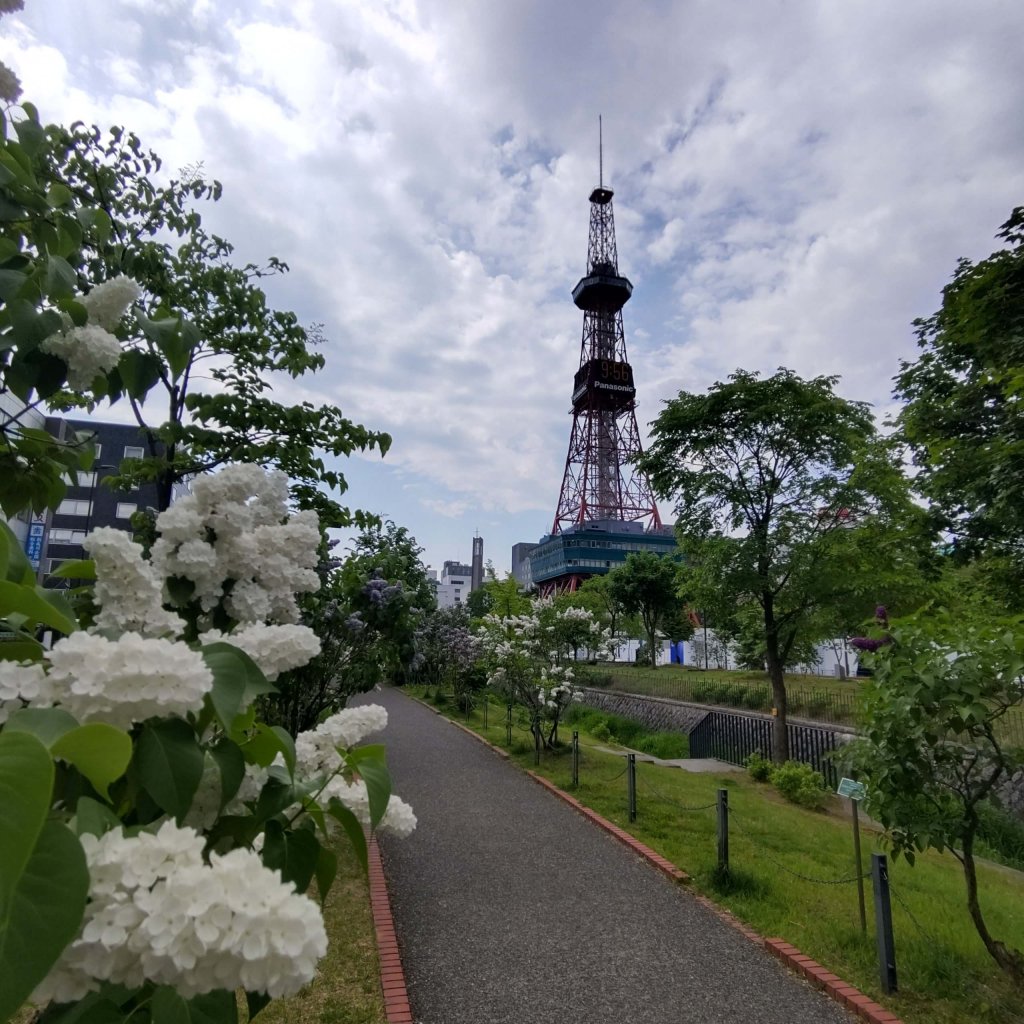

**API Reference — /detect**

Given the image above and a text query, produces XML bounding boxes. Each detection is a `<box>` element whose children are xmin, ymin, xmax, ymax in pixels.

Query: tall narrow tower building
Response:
<box><xmin>526</xmin><ymin>128</ymin><xmax>674</xmax><ymax>594</ymax></box>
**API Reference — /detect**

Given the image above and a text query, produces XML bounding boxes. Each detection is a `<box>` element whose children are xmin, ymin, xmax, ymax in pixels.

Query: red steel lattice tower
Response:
<box><xmin>551</xmin><ymin>138</ymin><xmax>661</xmax><ymax>535</ymax></box>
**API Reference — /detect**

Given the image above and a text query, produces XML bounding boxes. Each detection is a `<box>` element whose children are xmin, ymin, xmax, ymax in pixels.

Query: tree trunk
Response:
<box><xmin>962</xmin><ymin>829</ymin><xmax>1024</xmax><ymax>983</ymax></box>
<box><xmin>763</xmin><ymin>596</ymin><xmax>789</xmax><ymax>763</ymax></box>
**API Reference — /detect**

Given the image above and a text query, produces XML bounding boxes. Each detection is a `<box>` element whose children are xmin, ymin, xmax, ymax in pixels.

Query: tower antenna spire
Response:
<box><xmin>598</xmin><ymin>114</ymin><xmax>603</xmax><ymax>188</ymax></box>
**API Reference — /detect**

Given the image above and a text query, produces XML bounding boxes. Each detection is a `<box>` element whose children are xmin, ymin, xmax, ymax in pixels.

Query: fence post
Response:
<box><xmin>871</xmin><ymin>853</ymin><xmax>898</xmax><ymax>994</ymax></box>
<box><xmin>483</xmin><ymin>696</ymin><xmax>488</xmax><ymax>730</ymax></box>
<box><xmin>572</xmin><ymin>731</ymin><xmax>579</xmax><ymax>788</ymax></box>
<box><xmin>506</xmin><ymin>704</ymin><xmax>512</xmax><ymax>746</ymax></box>
<box><xmin>717</xmin><ymin>788</ymin><xmax>729</xmax><ymax>872</ymax></box>
<box><xmin>627</xmin><ymin>753</ymin><xmax>637</xmax><ymax>822</ymax></box>
<box><xmin>534</xmin><ymin>722</ymin><xmax>541</xmax><ymax>766</ymax></box>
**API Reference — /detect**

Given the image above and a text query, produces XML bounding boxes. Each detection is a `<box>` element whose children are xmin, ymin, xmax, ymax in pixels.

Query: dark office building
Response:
<box><xmin>37</xmin><ymin>418</ymin><xmax>162</xmax><ymax>582</ymax></box>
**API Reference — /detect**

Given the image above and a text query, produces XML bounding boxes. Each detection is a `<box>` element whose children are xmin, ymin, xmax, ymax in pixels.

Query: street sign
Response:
<box><xmin>837</xmin><ymin>777</ymin><xmax>867</xmax><ymax>801</ymax></box>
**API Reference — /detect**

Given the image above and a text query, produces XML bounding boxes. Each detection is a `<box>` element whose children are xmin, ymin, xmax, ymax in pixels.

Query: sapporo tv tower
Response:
<box><xmin>528</xmin><ymin>121</ymin><xmax>672</xmax><ymax>595</ymax></box>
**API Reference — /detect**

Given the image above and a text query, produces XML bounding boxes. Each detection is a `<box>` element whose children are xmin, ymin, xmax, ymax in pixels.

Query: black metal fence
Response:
<box><xmin>689</xmin><ymin>709</ymin><xmax>842</xmax><ymax>787</ymax></box>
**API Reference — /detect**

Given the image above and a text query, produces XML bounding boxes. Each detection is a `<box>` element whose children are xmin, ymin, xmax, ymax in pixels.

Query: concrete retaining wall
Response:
<box><xmin>577</xmin><ymin>687</ymin><xmax>709</xmax><ymax>734</ymax></box>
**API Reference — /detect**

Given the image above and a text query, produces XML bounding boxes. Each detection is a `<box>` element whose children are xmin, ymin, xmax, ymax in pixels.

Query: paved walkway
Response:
<box><xmin>369</xmin><ymin>688</ymin><xmax>853</xmax><ymax>1024</ymax></box>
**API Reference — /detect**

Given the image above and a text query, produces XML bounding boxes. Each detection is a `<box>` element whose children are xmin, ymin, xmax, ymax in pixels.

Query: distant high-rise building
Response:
<box><xmin>471</xmin><ymin>535</ymin><xmax>484</xmax><ymax>592</ymax></box>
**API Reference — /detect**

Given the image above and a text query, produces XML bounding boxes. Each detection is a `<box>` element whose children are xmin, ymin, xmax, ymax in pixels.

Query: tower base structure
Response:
<box><xmin>529</xmin><ymin>519</ymin><xmax>677</xmax><ymax>596</ymax></box>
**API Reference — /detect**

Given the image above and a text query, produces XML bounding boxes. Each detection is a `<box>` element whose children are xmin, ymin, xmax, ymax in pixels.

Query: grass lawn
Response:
<box><xmin>257</xmin><ymin>838</ymin><xmax>386</xmax><ymax>1024</ymax></box>
<box><xmin>420</xmin><ymin>688</ymin><xmax>1024</xmax><ymax>1024</ymax></box>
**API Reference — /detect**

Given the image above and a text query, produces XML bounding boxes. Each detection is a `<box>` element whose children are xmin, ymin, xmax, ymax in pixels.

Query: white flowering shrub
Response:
<box><xmin>477</xmin><ymin>599</ymin><xmax>607</xmax><ymax>748</ymax></box>
<box><xmin>0</xmin><ymin>465</ymin><xmax>415</xmax><ymax>1024</ymax></box>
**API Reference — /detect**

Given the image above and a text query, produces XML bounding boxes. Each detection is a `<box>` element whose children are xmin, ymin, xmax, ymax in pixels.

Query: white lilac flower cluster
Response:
<box><xmin>45</xmin><ymin>632</ymin><xmax>214</xmax><ymax>729</ymax></box>
<box><xmin>290</xmin><ymin>706</ymin><xmax>416</xmax><ymax>837</ymax></box>
<box><xmin>206</xmin><ymin>623</ymin><xmax>322</xmax><ymax>681</ymax></box>
<box><xmin>0</xmin><ymin>634</ymin><xmax>213</xmax><ymax>729</ymax></box>
<box><xmin>0</xmin><ymin>659</ymin><xmax>50</xmax><ymax>724</ymax></box>
<box><xmin>40</xmin><ymin>276</ymin><xmax>141</xmax><ymax>388</ymax></box>
<box><xmin>151</xmin><ymin>465</ymin><xmax>320</xmax><ymax>623</ymax></box>
<box><xmin>85</xmin><ymin>528</ymin><xmax>185</xmax><ymax>639</ymax></box>
<box><xmin>33</xmin><ymin>821</ymin><xmax>328</xmax><ymax>1004</ymax></box>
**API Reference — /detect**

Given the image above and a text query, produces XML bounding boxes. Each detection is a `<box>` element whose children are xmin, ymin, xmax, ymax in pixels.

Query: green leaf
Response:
<box><xmin>4</xmin><ymin>706</ymin><xmax>78</xmax><ymax>748</ymax></box>
<box><xmin>73</xmin><ymin>796</ymin><xmax>121</xmax><ymax>838</ymax></box>
<box><xmin>46</xmin><ymin>183</ymin><xmax>73</xmax><ymax>208</ymax></box>
<box><xmin>357</xmin><ymin>759</ymin><xmax>392</xmax><ymax>830</ymax></box>
<box><xmin>253</xmin><ymin>777</ymin><xmax>296</xmax><ymax>824</ymax></box>
<box><xmin>327</xmin><ymin>797</ymin><xmax>368</xmax><ymax>874</ymax></box>
<box><xmin>52</xmin><ymin>723</ymin><xmax>132</xmax><ymax>799</ymax></box>
<box><xmin>13</xmin><ymin>116</ymin><xmax>45</xmax><ymax>157</ymax></box>
<box><xmin>118</xmin><ymin>349</ymin><xmax>164</xmax><ymax>401</ymax></box>
<box><xmin>152</xmin><ymin>987</ymin><xmax>190</xmax><ymax>1024</ymax></box>
<box><xmin>6</xmin><ymin>299</ymin><xmax>63</xmax><ymax>350</ymax></box>
<box><xmin>346</xmin><ymin>743</ymin><xmax>386</xmax><ymax>766</ymax></box>
<box><xmin>0</xmin><ymin>821</ymin><xmax>89</xmax><ymax>1022</ymax></box>
<box><xmin>0</xmin><ymin>580</ymin><xmax>78</xmax><ymax>634</ymax></box>
<box><xmin>134</xmin><ymin>718</ymin><xmax>204</xmax><ymax>820</ymax></box>
<box><xmin>314</xmin><ymin>845</ymin><xmax>338</xmax><ymax>904</ymax></box>
<box><xmin>0</xmin><ymin>267</ymin><xmax>26</xmax><ymax>301</ymax></box>
<box><xmin>202</xmin><ymin>642</ymin><xmax>275</xmax><ymax>730</ymax></box>
<box><xmin>185</xmin><ymin>990</ymin><xmax>238</xmax><ymax>1024</ymax></box>
<box><xmin>0</xmin><ymin>638</ymin><xmax>45</xmax><ymax>662</ymax></box>
<box><xmin>240</xmin><ymin>723</ymin><xmax>294</xmax><ymax>772</ymax></box>
<box><xmin>261</xmin><ymin>821</ymin><xmax>320</xmax><ymax>893</ymax></box>
<box><xmin>0</xmin><ymin>520</ymin><xmax>34</xmax><ymax>584</ymax></box>
<box><xmin>209</xmin><ymin>737</ymin><xmax>245</xmax><ymax>811</ymax></box>
<box><xmin>0</xmin><ymin>731</ymin><xmax>53</xmax><ymax>911</ymax></box>
<box><xmin>45</xmin><ymin>254</ymin><xmax>78</xmax><ymax>298</ymax></box>
<box><xmin>49</xmin><ymin>559</ymin><xmax>97</xmax><ymax>581</ymax></box>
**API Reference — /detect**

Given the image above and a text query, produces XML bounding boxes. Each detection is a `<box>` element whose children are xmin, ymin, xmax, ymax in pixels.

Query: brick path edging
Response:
<box><xmin>412</xmin><ymin>694</ymin><xmax>904</xmax><ymax>1024</ymax></box>
<box><xmin>367</xmin><ymin>835</ymin><xmax>413</xmax><ymax>1024</ymax></box>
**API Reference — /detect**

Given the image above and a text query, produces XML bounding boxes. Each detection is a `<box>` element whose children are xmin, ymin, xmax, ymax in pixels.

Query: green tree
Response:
<box><xmin>479</xmin><ymin>574</ymin><xmax>531</xmax><ymax>619</ymax></box>
<box><xmin>465</xmin><ymin>585</ymin><xmax>494</xmax><ymax>618</ymax></box>
<box><xmin>607</xmin><ymin>551</ymin><xmax>682</xmax><ymax>668</ymax></box>
<box><xmin>47</xmin><ymin>123</ymin><xmax>390</xmax><ymax>523</ymax></box>
<box><xmin>848</xmin><ymin>610</ymin><xmax>1024</xmax><ymax>983</ymax></box>
<box><xmin>639</xmin><ymin>368</ymin><xmax>928</xmax><ymax>760</ymax></box>
<box><xmin>577</xmin><ymin>573</ymin><xmax>630</xmax><ymax>639</ymax></box>
<box><xmin>895</xmin><ymin>206</ymin><xmax>1024</xmax><ymax>601</ymax></box>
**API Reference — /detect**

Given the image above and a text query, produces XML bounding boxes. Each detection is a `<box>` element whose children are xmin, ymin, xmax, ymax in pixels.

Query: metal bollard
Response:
<box><xmin>534</xmin><ymin>725</ymin><xmax>541</xmax><ymax>766</ymax></box>
<box><xmin>572</xmin><ymin>730</ymin><xmax>580</xmax><ymax>788</ymax></box>
<box><xmin>871</xmin><ymin>853</ymin><xmax>898</xmax><ymax>994</ymax></box>
<box><xmin>716</xmin><ymin>788</ymin><xmax>729</xmax><ymax>873</ymax></box>
<box><xmin>483</xmin><ymin>696</ymin><xmax>488</xmax><ymax>730</ymax></box>
<box><xmin>627</xmin><ymin>753</ymin><xmax>637</xmax><ymax>822</ymax></box>
<box><xmin>506</xmin><ymin>704</ymin><xmax>512</xmax><ymax>746</ymax></box>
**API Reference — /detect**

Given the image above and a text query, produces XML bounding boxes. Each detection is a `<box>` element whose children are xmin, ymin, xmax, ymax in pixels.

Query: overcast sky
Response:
<box><xmin>4</xmin><ymin>1</ymin><xmax>1022</xmax><ymax>574</ymax></box>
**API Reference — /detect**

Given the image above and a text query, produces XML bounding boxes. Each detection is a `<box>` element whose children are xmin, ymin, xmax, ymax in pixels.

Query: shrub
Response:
<box><xmin>743</xmin><ymin>688</ymin><xmax>768</xmax><ymax>710</ymax></box>
<box><xmin>724</xmin><ymin>684</ymin><xmax>747</xmax><ymax>706</ymax></box>
<box><xmin>770</xmin><ymin>760</ymin><xmax>827</xmax><ymax>809</ymax></box>
<box><xmin>746</xmin><ymin>752</ymin><xmax>772</xmax><ymax>782</ymax></box>
<box><xmin>592</xmin><ymin>722</ymin><xmax>612</xmax><ymax>743</ymax></box>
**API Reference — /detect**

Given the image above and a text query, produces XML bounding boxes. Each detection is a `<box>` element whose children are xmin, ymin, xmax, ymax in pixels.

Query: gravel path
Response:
<box><xmin>369</xmin><ymin>688</ymin><xmax>853</xmax><ymax>1024</ymax></box>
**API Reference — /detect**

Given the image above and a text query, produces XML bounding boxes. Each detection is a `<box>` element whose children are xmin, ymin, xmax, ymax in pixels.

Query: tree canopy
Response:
<box><xmin>607</xmin><ymin>551</ymin><xmax>683</xmax><ymax>667</ymax></box>
<box><xmin>895</xmin><ymin>205</ymin><xmax>1024</xmax><ymax>602</ymax></box>
<box><xmin>45</xmin><ymin>123</ymin><xmax>390</xmax><ymax>523</ymax></box>
<box><xmin>639</xmin><ymin>367</ymin><xmax>933</xmax><ymax>759</ymax></box>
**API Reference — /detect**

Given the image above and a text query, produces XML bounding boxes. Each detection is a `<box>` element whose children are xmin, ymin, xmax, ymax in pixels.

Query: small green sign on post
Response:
<box><xmin>838</xmin><ymin>777</ymin><xmax>867</xmax><ymax>801</ymax></box>
<box><xmin>838</xmin><ymin>777</ymin><xmax>868</xmax><ymax>932</ymax></box>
